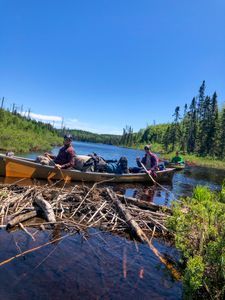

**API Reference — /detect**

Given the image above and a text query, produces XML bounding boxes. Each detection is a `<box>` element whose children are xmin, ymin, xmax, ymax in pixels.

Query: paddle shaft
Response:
<box><xmin>45</xmin><ymin>154</ymin><xmax>67</xmax><ymax>181</ymax></box>
<box><xmin>139</xmin><ymin>161</ymin><xmax>178</xmax><ymax>201</ymax></box>
<box><xmin>139</xmin><ymin>161</ymin><xmax>157</xmax><ymax>184</ymax></box>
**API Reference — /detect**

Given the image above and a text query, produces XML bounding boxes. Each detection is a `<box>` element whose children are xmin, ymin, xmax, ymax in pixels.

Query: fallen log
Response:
<box><xmin>107</xmin><ymin>188</ymin><xmax>181</xmax><ymax>281</ymax></box>
<box><xmin>6</xmin><ymin>211</ymin><xmax>38</xmax><ymax>229</ymax></box>
<box><xmin>116</xmin><ymin>194</ymin><xmax>172</xmax><ymax>213</ymax></box>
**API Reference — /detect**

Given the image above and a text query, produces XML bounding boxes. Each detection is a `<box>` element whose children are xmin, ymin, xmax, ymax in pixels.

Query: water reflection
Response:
<box><xmin>0</xmin><ymin>228</ymin><xmax>182</xmax><ymax>300</ymax></box>
<box><xmin>4</xmin><ymin>141</ymin><xmax>224</xmax><ymax>204</ymax></box>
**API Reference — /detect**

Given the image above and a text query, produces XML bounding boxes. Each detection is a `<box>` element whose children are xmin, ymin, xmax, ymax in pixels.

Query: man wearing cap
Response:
<box><xmin>42</xmin><ymin>134</ymin><xmax>76</xmax><ymax>169</ymax></box>
<box><xmin>131</xmin><ymin>144</ymin><xmax>159</xmax><ymax>173</ymax></box>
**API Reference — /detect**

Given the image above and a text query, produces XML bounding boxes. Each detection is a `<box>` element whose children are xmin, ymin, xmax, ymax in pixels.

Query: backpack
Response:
<box><xmin>105</xmin><ymin>156</ymin><xmax>128</xmax><ymax>174</ymax></box>
<box><xmin>117</xmin><ymin>156</ymin><xmax>128</xmax><ymax>173</ymax></box>
<box><xmin>82</xmin><ymin>153</ymin><xmax>107</xmax><ymax>172</ymax></box>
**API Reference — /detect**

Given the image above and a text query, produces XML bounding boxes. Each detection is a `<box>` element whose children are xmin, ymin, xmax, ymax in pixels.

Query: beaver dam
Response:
<box><xmin>0</xmin><ymin>181</ymin><xmax>180</xmax><ymax>280</ymax></box>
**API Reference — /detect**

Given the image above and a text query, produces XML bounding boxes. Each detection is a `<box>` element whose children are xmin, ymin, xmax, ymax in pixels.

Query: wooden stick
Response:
<box><xmin>0</xmin><ymin>232</ymin><xmax>75</xmax><ymax>267</ymax></box>
<box><xmin>87</xmin><ymin>201</ymin><xmax>107</xmax><ymax>224</ymax></box>
<box><xmin>70</xmin><ymin>178</ymin><xmax>115</xmax><ymax>218</ymax></box>
<box><xmin>6</xmin><ymin>211</ymin><xmax>38</xmax><ymax>229</ymax></box>
<box><xmin>116</xmin><ymin>194</ymin><xmax>172</xmax><ymax>213</ymax></box>
<box><xmin>139</xmin><ymin>162</ymin><xmax>177</xmax><ymax>201</ymax></box>
<box><xmin>106</xmin><ymin>188</ymin><xmax>181</xmax><ymax>281</ymax></box>
<box><xmin>19</xmin><ymin>223</ymin><xmax>35</xmax><ymax>241</ymax></box>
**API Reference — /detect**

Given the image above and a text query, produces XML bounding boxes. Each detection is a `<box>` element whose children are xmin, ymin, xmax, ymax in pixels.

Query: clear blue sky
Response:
<box><xmin>0</xmin><ymin>0</ymin><xmax>224</xmax><ymax>134</ymax></box>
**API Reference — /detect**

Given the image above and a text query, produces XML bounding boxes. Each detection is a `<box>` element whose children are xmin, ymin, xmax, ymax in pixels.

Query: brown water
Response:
<box><xmin>0</xmin><ymin>141</ymin><xmax>224</xmax><ymax>299</ymax></box>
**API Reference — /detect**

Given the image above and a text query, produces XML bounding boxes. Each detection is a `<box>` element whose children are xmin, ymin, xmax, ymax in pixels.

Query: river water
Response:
<box><xmin>0</xmin><ymin>141</ymin><xmax>224</xmax><ymax>300</ymax></box>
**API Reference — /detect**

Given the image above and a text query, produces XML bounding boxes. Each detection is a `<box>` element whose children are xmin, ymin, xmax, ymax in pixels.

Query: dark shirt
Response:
<box><xmin>137</xmin><ymin>152</ymin><xmax>159</xmax><ymax>170</ymax></box>
<box><xmin>54</xmin><ymin>145</ymin><xmax>76</xmax><ymax>169</ymax></box>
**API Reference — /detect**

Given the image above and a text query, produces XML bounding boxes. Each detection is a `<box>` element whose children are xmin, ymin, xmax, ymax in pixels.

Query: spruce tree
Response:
<box><xmin>187</xmin><ymin>97</ymin><xmax>198</xmax><ymax>153</ymax></box>
<box><xmin>208</xmin><ymin>92</ymin><xmax>219</xmax><ymax>156</ymax></box>
<box><xmin>218</xmin><ymin>106</ymin><xmax>225</xmax><ymax>158</ymax></box>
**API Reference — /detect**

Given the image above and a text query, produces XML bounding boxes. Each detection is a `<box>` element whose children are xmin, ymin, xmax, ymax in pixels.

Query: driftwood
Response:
<box><xmin>117</xmin><ymin>194</ymin><xmax>172</xmax><ymax>213</ymax></box>
<box><xmin>6</xmin><ymin>211</ymin><xmax>38</xmax><ymax>229</ymax></box>
<box><xmin>33</xmin><ymin>193</ymin><xmax>56</xmax><ymax>223</ymax></box>
<box><xmin>106</xmin><ymin>188</ymin><xmax>181</xmax><ymax>280</ymax></box>
<box><xmin>107</xmin><ymin>189</ymin><xmax>147</xmax><ymax>241</ymax></box>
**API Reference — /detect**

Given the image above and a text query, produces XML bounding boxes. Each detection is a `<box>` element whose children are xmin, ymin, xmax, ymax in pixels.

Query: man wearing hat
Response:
<box><xmin>36</xmin><ymin>134</ymin><xmax>76</xmax><ymax>169</ymax></box>
<box><xmin>45</xmin><ymin>134</ymin><xmax>76</xmax><ymax>169</ymax></box>
<box><xmin>131</xmin><ymin>144</ymin><xmax>159</xmax><ymax>173</ymax></box>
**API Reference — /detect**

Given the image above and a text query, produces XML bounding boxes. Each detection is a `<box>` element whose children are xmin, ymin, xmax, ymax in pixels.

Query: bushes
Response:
<box><xmin>167</xmin><ymin>184</ymin><xmax>225</xmax><ymax>299</ymax></box>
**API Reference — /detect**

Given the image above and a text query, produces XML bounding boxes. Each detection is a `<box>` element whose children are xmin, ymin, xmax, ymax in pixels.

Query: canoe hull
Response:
<box><xmin>0</xmin><ymin>154</ymin><xmax>175</xmax><ymax>183</ymax></box>
<box><xmin>166</xmin><ymin>163</ymin><xmax>185</xmax><ymax>170</ymax></box>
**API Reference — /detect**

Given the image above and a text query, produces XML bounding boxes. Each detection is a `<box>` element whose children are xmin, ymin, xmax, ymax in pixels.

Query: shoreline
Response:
<box><xmin>124</xmin><ymin>144</ymin><xmax>225</xmax><ymax>171</ymax></box>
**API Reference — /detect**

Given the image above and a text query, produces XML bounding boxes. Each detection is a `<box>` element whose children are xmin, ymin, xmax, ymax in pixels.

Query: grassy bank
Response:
<box><xmin>0</xmin><ymin>109</ymin><xmax>62</xmax><ymax>153</ymax></box>
<box><xmin>129</xmin><ymin>143</ymin><xmax>225</xmax><ymax>170</ymax></box>
<box><xmin>161</xmin><ymin>152</ymin><xmax>225</xmax><ymax>170</ymax></box>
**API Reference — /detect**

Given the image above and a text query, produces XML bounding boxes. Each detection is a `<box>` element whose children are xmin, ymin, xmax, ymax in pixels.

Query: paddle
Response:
<box><xmin>139</xmin><ymin>161</ymin><xmax>157</xmax><ymax>184</ymax></box>
<box><xmin>45</xmin><ymin>154</ymin><xmax>70</xmax><ymax>182</ymax></box>
<box><xmin>139</xmin><ymin>161</ymin><xmax>178</xmax><ymax>201</ymax></box>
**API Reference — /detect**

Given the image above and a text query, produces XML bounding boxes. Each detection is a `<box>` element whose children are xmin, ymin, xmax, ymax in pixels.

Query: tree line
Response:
<box><xmin>120</xmin><ymin>81</ymin><xmax>225</xmax><ymax>159</ymax></box>
<box><xmin>59</xmin><ymin>129</ymin><xmax>121</xmax><ymax>145</ymax></box>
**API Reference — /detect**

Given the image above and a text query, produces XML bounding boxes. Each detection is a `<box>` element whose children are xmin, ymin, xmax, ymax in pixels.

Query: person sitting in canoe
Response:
<box><xmin>36</xmin><ymin>134</ymin><xmax>76</xmax><ymax>169</ymax></box>
<box><xmin>171</xmin><ymin>151</ymin><xmax>184</xmax><ymax>165</ymax></box>
<box><xmin>130</xmin><ymin>145</ymin><xmax>159</xmax><ymax>173</ymax></box>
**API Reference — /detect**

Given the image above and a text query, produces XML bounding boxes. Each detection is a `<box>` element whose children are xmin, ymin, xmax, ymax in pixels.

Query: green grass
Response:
<box><xmin>128</xmin><ymin>143</ymin><xmax>225</xmax><ymax>170</ymax></box>
<box><xmin>161</xmin><ymin>152</ymin><xmax>225</xmax><ymax>170</ymax></box>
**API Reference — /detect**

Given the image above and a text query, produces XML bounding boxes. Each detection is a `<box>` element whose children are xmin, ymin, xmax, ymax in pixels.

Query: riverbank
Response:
<box><xmin>161</xmin><ymin>152</ymin><xmax>225</xmax><ymax>170</ymax></box>
<box><xmin>129</xmin><ymin>143</ymin><xmax>225</xmax><ymax>170</ymax></box>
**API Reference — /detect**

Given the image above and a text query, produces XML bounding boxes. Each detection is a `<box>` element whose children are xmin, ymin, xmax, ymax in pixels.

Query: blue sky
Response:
<box><xmin>0</xmin><ymin>0</ymin><xmax>224</xmax><ymax>134</ymax></box>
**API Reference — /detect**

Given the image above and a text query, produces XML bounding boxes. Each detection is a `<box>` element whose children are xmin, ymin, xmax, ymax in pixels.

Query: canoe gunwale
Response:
<box><xmin>0</xmin><ymin>154</ymin><xmax>175</xmax><ymax>183</ymax></box>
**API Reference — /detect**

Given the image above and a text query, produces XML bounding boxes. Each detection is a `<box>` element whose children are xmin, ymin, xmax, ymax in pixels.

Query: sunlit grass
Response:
<box><xmin>129</xmin><ymin>143</ymin><xmax>225</xmax><ymax>170</ymax></box>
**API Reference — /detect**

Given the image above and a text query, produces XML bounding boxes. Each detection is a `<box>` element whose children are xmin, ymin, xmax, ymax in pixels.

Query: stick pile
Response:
<box><xmin>0</xmin><ymin>183</ymin><xmax>171</xmax><ymax>238</ymax></box>
<box><xmin>0</xmin><ymin>182</ymin><xmax>181</xmax><ymax>279</ymax></box>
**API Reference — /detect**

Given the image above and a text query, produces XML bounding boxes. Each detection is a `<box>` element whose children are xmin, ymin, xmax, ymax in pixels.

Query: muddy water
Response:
<box><xmin>0</xmin><ymin>141</ymin><xmax>224</xmax><ymax>299</ymax></box>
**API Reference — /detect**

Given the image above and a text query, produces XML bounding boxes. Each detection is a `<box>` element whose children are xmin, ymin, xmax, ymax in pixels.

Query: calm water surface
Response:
<box><xmin>0</xmin><ymin>141</ymin><xmax>224</xmax><ymax>299</ymax></box>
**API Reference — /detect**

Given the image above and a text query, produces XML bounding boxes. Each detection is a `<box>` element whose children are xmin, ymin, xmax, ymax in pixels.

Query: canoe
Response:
<box><xmin>166</xmin><ymin>163</ymin><xmax>185</xmax><ymax>170</ymax></box>
<box><xmin>0</xmin><ymin>154</ymin><xmax>175</xmax><ymax>183</ymax></box>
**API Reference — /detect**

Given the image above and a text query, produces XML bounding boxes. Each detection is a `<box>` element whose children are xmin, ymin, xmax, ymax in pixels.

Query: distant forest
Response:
<box><xmin>59</xmin><ymin>129</ymin><xmax>121</xmax><ymax>145</ymax></box>
<box><xmin>119</xmin><ymin>81</ymin><xmax>225</xmax><ymax>159</ymax></box>
<box><xmin>1</xmin><ymin>81</ymin><xmax>224</xmax><ymax>159</ymax></box>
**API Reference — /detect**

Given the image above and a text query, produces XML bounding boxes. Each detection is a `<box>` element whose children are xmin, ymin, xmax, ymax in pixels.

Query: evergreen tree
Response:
<box><xmin>198</xmin><ymin>95</ymin><xmax>211</xmax><ymax>155</ymax></box>
<box><xmin>208</xmin><ymin>92</ymin><xmax>219</xmax><ymax>156</ymax></box>
<box><xmin>218</xmin><ymin>106</ymin><xmax>225</xmax><ymax>158</ymax></box>
<box><xmin>197</xmin><ymin>80</ymin><xmax>206</xmax><ymax>120</ymax></box>
<box><xmin>170</xmin><ymin>106</ymin><xmax>181</xmax><ymax>151</ymax></box>
<box><xmin>196</xmin><ymin>81</ymin><xmax>206</xmax><ymax>154</ymax></box>
<box><xmin>187</xmin><ymin>97</ymin><xmax>198</xmax><ymax>153</ymax></box>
